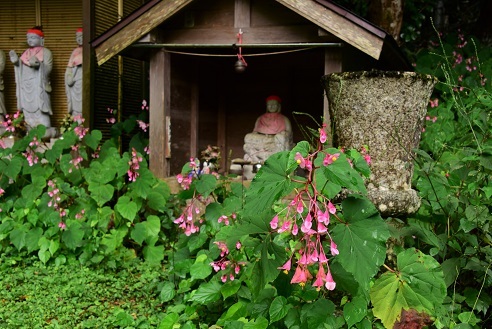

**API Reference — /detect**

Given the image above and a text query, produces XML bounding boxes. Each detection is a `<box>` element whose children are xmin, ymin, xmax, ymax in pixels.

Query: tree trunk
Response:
<box><xmin>368</xmin><ymin>0</ymin><xmax>404</xmax><ymax>43</ymax></box>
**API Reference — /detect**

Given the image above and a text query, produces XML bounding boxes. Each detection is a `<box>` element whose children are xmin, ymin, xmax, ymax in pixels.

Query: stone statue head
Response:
<box><xmin>26</xmin><ymin>27</ymin><xmax>44</xmax><ymax>47</ymax></box>
<box><xmin>266</xmin><ymin>95</ymin><xmax>281</xmax><ymax>113</ymax></box>
<box><xmin>76</xmin><ymin>28</ymin><xmax>83</xmax><ymax>46</ymax></box>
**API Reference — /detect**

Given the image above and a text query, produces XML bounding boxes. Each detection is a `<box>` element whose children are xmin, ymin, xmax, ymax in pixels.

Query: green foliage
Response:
<box><xmin>161</xmin><ymin>129</ymin><xmax>446</xmax><ymax>328</ymax></box>
<box><xmin>371</xmin><ymin>248</ymin><xmax>446</xmax><ymax>328</ymax></box>
<box><xmin>0</xmin><ymin>113</ymin><xmax>171</xmax><ymax>267</ymax></box>
<box><xmin>412</xmin><ymin>33</ymin><xmax>492</xmax><ymax>328</ymax></box>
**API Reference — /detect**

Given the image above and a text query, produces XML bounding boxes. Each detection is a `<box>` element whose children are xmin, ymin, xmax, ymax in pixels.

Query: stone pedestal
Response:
<box><xmin>322</xmin><ymin>71</ymin><xmax>437</xmax><ymax>216</ymax></box>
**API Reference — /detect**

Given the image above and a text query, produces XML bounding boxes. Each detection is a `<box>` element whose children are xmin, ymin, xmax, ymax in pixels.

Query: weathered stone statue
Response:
<box><xmin>243</xmin><ymin>95</ymin><xmax>293</xmax><ymax>164</ymax></box>
<box><xmin>0</xmin><ymin>50</ymin><xmax>6</xmax><ymax>121</ymax></box>
<box><xmin>65</xmin><ymin>28</ymin><xmax>83</xmax><ymax>120</ymax></box>
<box><xmin>10</xmin><ymin>27</ymin><xmax>55</xmax><ymax>135</ymax></box>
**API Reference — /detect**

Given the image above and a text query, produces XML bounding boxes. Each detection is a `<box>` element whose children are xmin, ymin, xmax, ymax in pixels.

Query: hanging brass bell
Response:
<box><xmin>234</xmin><ymin>59</ymin><xmax>247</xmax><ymax>73</ymax></box>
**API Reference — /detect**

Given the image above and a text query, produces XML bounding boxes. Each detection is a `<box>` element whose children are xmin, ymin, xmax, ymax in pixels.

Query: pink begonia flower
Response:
<box><xmin>236</xmin><ymin>241</ymin><xmax>242</xmax><ymax>249</ymax></box>
<box><xmin>323</xmin><ymin>153</ymin><xmax>340</xmax><ymax>166</ymax></box>
<box><xmin>429</xmin><ymin>98</ymin><xmax>439</xmax><ymax>108</ymax></box>
<box><xmin>278</xmin><ymin>258</ymin><xmax>292</xmax><ymax>273</ymax></box>
<box><xmin>317</xmin><ymin>221</ymin><xmax>327</xmax><ymax>234</ymax></box>
<box><xmin>189</xmin><ymin>158</ymin><xmax>198</xmax><ymax>169</ymax></box>
<box><xmin>211</xmin><ymin>262</ymin><xmax>221</xmax><ymax>272</ymax></box>
<box><xmin>136</xmin><ymin>120</ymin><xmax>149</xmax><ymax>132</ymax></box>
<box><xmin>310</xmin><ymin>248</ymin><xmax>319</xmax><ymax>263</ymax></box>
<box><xmin>319</xmin><ymin>125</ymin><xmax>327</xmax><ymax>144</ymax></box>
<box><xmin>58</xmin><ymin>222</ymin><xmax>66</xmax><ymax>230</ymax></box>
<box><xmin>325</xmin><ymin>269</ymin><xmax>336</xmax><ymax>290</ymax></box>
<box><xmin>318</xmin><ymin>247</ymin><xmax>328</xmax><ymax>263</ymax></box>
<box><xmin>328</xmin><ymin>201</ymin><xmax>336</xmax><ymax>214</ymax></box>
<box><xmin>290</xmin><ymin>265</ymin><xmax>311</xmax><ymax>286</ymax></box>
<box><xmin>301</xmin><ymin>213</ymin><xmax>313</xmax><ymax>234</ymax></box>
<box><xmin>296</xmin><ymin>198</ymin><xmax>304</xmax><ymax>214</ymax></box>
<box><xmin>270</xmin><ymin>215</ymin><xmax>279</xmax><ymax>229</ymax></box>
<box><xmin>363</xmin><ymin>154</ymin><xmax>371</xmax><ymax>165</ymax></box>
<box><xmin>330</xmin><ymin>239</ymin><xmax>339</xmax><ymax>256</ymax></box>
<box><xmin>298</xmin><ymin>252</ymin><xmax>309</xmax><ymax>265</ymax></box>
<box><xmin>318</xmin><ymin>209</ymin><xmax>329</xmax><ymax>225</ymax></box>
<box><xmin>214</xmin><ymin>241</ymin><xmax>229</xmax><ymax>257</ymax></box>
<box><xmin>278</xmin><ymin>220</ymin><xmax>291</xmax><ymax>234</ymax></box>
<box><xmin>221</xmin><ymin>275</ymin><xmax>227</xmax><ymax>283</ymax></box>
<box><xmin>295</xmin><ymin>152</ymin><xmax>305</xmax><ymax>168</ymax></box>
<box><xmin>291</xmin><ymin>222</ymin><xmax>298</xmax><ymax>235</ymax></box>
<box><xmin>141</xmin><ymin>99</ymin><xmax>149</xmax><ymax>110</ymax></box>
<box><xmin>0</xmin><ymin>188</ymin><xmax>4</xmax><ymax>196</ymax></box>
<box><xmin>305</xmin><ymin>159</ymin><xmax>313</xmax><ymax>171</ymax></box>
<box><xmin>312</xmin><ymin>263</ymin><xmax>326</xmax><ymax>290</ymax></box>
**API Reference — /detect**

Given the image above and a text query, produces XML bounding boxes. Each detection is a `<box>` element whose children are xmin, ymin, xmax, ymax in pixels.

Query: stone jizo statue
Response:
<box><xmin>65</xmin><ymin>28</ymin><xmax>83</xmax><ymax>121</ymax></box>
<box><xmin>10</xmin><ymin>26</ymin><xmax>55</xmax><ymax>136</ymax></box>
<box><xmin>0</xmin><ymin>50</ymin><xmax>5</xmax><ymax>122</ymax></box>
<box><xmin>243</xmin><ymin>95</ymin><xmax>293</xmax><ymax>164</ymax></box>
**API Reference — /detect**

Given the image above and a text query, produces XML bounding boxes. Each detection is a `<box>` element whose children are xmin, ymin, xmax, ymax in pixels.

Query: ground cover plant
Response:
<box><xmin>0</xmin><ymin>256</ymin><xmax>167</xmax><ymax>328</ymax></box>
<box><xmin>0</xmin><ymin>33</ymin><xmax>490</xmax><ymax>329</ymax></box>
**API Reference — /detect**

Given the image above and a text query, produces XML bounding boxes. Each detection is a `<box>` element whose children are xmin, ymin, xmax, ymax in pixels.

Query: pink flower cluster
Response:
<box><xmin>47</xmin><ymin>180</ymin><xmax>68</xmax><ymax>228</ymax></box>
<box><xmin>47</xmin><ymin>180</ymin><xmax>61</xmax><ymax>209</ymax></box>
<box><xmin>141</xmin><ymin>100</ymin><xmax>149</xmax><ymax>111</ymax></box>
<box><xmin>75</xmin><ymin>209</ymin><xmax>85</xmax><ymax>219</ymax></box>
<box><xmin>218</xmin><ymin>212</ymin><xmax>236</xmax><ymax>226</ymax></box>
<box><xmin>127</xmin><ymin>148</ymin><xmax>143</xmax><ymax>182</ymax></box>
<box><xmin>137</xmin><ymin>120</ymin><xmax>149</xmax><ymax>132</ymax></box>
<box><xmin>1</xmin><ymin>110</ymin><xmax>21</xmax><ymax>134</ymax></box>
<box><xmin>210</xmin><ymin>241</ymin><xmax>245</xmax><ymax>282</ymax></box>
<box><xmin>106</xmin><ymin>108</ymin><xmax>116</xmax><ymax>124</ymax></box>
<box><xmin>176</xmin><ymin>173</ymin><xmax>193</xmax><ymax>190</ymax></box>
<box><xmin>176</xmin><ymin>158</ymin><xmax>200</xmax><ymax>189</ymax></box>
<box><xmin>173</xmin><ymin>199</ymin><xmax>202</xmax><ymax>236</ymax></box>
<box><xmin>429</xmin><ymin>98</ymin><xmax>439</xmax><ymax>108</ymax></box>
<box><xmin>23</xmin><ymin>137</ymin><xmax>40</xmax><ymax>166</ymax></box>
<box><xmin>74</xmin><ymin>125</ymin><xmax>89</xmax><ymax>140</ymax></box>
<box><xmin>271</xmin><ymin>190</ymin><xmax>339</xmax><ymax>290</ymax></box>
<box><xmin>360</xmin><ymin>145</ymin><xmax>371</xmax><ymax>165</ymax></box>
<box><xmin>69</xmin><ymin>145</ymin><xmax>84</xmax><ymax>173</ymax></box>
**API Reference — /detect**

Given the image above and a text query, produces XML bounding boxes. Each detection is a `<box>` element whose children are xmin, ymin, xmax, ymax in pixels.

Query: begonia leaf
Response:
<box><xmin>244</xmin><ymin>151</ymin><xmax>297</xmax><ymax>230</ymax></box>
<box><xmin>370</xmin><ymin>248</ymin><xmax>446</xmax><ymax>329</ymax></box>
<box><xmin>331</xmin><ymin>195</ymin><xmax>390</xmax><ymax>291</ymax></box>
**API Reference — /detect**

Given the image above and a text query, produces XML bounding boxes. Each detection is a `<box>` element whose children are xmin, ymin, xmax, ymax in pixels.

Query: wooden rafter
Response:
<box><xmin>94</xmin><ymin>0</ymin><xmax>193</xmax><ymax>66</ymax></box>
<box><xmin>276</xmin><ymin>0</ymin><xmax>384</xmax><ymax>59</ymax></box>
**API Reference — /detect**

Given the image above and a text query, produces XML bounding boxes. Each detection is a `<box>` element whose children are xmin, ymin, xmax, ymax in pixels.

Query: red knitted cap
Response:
<box><xmin>27</xmin><ymin>28</ymin><xmax>44</xmax><ymax>37</ymax></box>
<box><xmin>266</xmin><ymin>95</ymin><xmax>281</xmax><ymax>103</ymax></box>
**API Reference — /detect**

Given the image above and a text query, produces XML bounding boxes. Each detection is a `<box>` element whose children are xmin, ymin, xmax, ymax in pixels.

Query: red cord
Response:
<box><xmin>237</xmin><ymin>30</ymin><xmax>248</xmax><ymax>66</ymax></box>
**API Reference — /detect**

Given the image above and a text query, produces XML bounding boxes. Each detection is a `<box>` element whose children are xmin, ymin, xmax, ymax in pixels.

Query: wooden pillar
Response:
<box><xmin>149</xmin><ymin>49</ymin><xmax>170</xmax><ymax>179</ymax></box>
<box><xmin>217</xmin><ymin>94</ymin><xmax>227</xmax><ymax>172</ymax></box>
<box><xmin>190</xmin><ymin>82</ymin><xmax>199</xmax><ymax>158</ymax></box>
<box><xmin>324</xmin><ymin>47</ymin><xmax>342</xmax><ymax>147</ymax></box>
<box><xmin>235</xmin><ymin>0</ymin><xmax>251</xmax><ymax>28</ymax></box>
<box><xmin>82</xmin><ymin>0</ymin><xmax>94</xmax><ymax>128</ymax></box>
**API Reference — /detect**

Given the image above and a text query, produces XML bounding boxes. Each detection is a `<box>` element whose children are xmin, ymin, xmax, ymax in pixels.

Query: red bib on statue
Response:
<box><xmin>254</xmin><ymin>113</ymin><xmax>286</xmax><ymax>135</ymax></box>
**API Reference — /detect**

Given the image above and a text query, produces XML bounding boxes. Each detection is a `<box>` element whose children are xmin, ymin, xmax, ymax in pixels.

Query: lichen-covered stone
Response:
<box><xmin>322</xmin><ymin>70</ymin><xmax>437</xmax><ymax>216</ymax></box>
